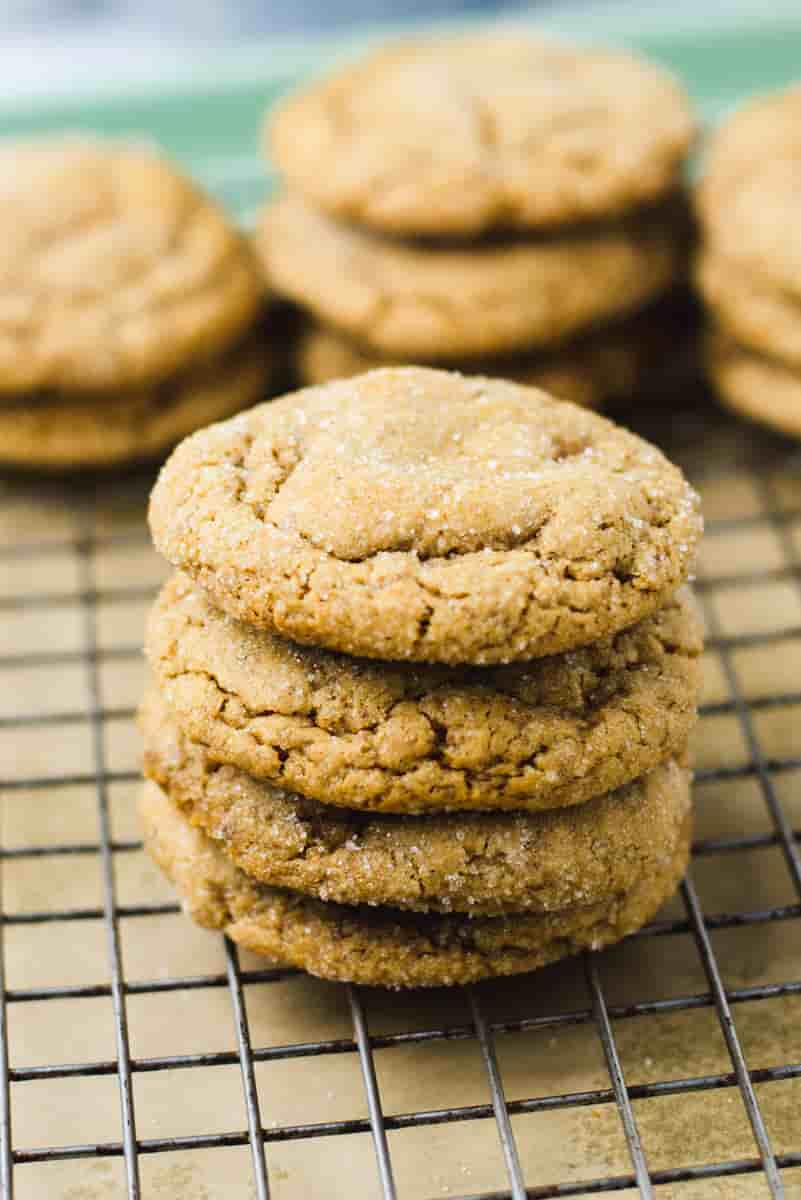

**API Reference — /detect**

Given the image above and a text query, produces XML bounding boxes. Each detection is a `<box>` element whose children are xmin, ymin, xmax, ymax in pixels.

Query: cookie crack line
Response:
<box><xmin>155</xmin><ymin>618</ymin><xmax>699</xmax><ymax>733</ymax></box>
<box><xmin>140</xmin><ymin>706</ymin><xmax>692</xmax><ymax>916</ymax></box>
<box><xmin>159</xmin><ymin>662</ymin><xmax>693</xmax><ymax>803</ymax></box>
<box><xmin>147</xmin><ymin>575</ymin><xmax>701</xmax><ymax>813</ymax></box>
<box><xmin>188</xmin><ymin>453</ymin><xmax>692</xmax><ymax>570</ymax></box>
<box><xmin>267</xmin><ymin>34</ymin><xmax>695</xmax><ymax>239</ymax></box>
<box><xmin>149</xmin><ymin>368</ymin><xmax>702</xmax><ymax>664</ymax></box>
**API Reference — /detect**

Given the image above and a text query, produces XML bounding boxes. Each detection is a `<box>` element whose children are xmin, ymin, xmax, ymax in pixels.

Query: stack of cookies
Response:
<box><xmin>698</xmin><ymin>86</ymin><xmax>801</xmax><ymax>438</ymax></box>
<box><xmin>140</xmin><ymin>367</ymin><xmax>703</xmax><ymax>988</ymax></box>
<box><xmin>0</xmin><ymin>140</ymin><xmax>269</xmax><ymax>470</ymax></box>
<box><xmin>256</xmin><ymin>34</ymin><xmax>696</xmax><ymax>408</ymax></box>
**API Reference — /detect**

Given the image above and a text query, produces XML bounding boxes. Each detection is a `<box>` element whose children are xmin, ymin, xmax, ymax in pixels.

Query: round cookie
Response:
<box><xmin>141</xmin><ymin>780</ymin><xmax>691</xmax><ymax>988</ymax></box>
<box><xmin>295</xmin><ymin>295</ymin><xmax>691</xmax><ymax>408</ymax></box>
<box><xmin>268</xmin><ymin>34</ymin><xmax>694</xmax><ymax>237</ymax></box>
<box><xmin>0</xmin><ymin>138</ymin><xmax>263</xmax><ymax>394</ymax></box>
<box><xmin>258</xmin><ymin>196</ymin><xmax>684</xmax><ymax>361</ymax></box>
<box><xmin>146</xmin><ymin>574</ymin><xmax>701</xmax><ymax>813</ymax></box>
<box><xmin>696</xmin><ymin>88</ymin><xmax>801</xmax><ymax>366</ymax></box>
<box><xmin>706</xmin><ymin>330</ymin><xmax>801</xmax><ymax>440</ymax></box>
<box><xmin>0</xmin><ymin>335</ymin><xmax>270</xmax><ymax>470</ymax></box>
<box><xmin>696</xmin><ymin>252</ymin><xmax>801</xmax><ymax>371</ymax></box>
<box><xmin>142</xmin><ymin>689</ymin><xmax>691</xmax><ymax>916</ymax></box>
<box><xmin>149</xmin><ymin>368</ymin><xmax>703</xmax><ymax>665</ymax></box>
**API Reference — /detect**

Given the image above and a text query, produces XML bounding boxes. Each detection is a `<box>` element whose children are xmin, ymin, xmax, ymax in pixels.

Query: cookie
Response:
<box><xmin>142</xmin><ymin>687</ymin><xmax>691</xmax><ymax>916</ymax></box>
<box><xmin>295</xmin><ymin>295</ymin><xmax>690</xmax><ymax>408</ymax></box>
<box><xmin>696</xmin><ymin>252</ymin><xmax>801</xmax><ymax>371</ymax></box>
<box><xmin>268</xmin><ymin>34</ymin><xmax>694</xmax><ymax>237</ymax></box>
<box><xmin>706</xmin><ymin>330</ymin><xmax>801</xmax><ymax>440</ymax></box>
<box><xmin>146</xmin><ymin>574</ymin><xmax>701</xmax><ymax>813</ymax></box>
<box><xmin>141</xmin><ymin>779</ymin><xmax>691</xmax><ymax>988</ymax></box>
<box><xmin>258</xmin><ymin>196</ymin><xmax>684</xmax><ymax>360</ymax></box>
<box><xmin>0</xmin><ymin>139</ymin><xmax>263</xmax><ymax>395</ymax></box>
<box><xmin>149</xmin><ymin>367</ymin><xmax>702</xmax><ymax>665</ymax></box>
<box><xmin>0</xmin><ymin>334</ymin><xmax>270</xmax><ymax>470</ymax></box>
<box><xmin>696</xmin><ymin>88</ymin><xmax>801</xmax><ymax>366</ymax></box>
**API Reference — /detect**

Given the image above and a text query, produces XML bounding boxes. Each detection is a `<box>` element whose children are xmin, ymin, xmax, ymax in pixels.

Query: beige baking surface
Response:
<box><xmin>2</xmin><ymin>389</ymin><xmax>801</xmax><ymax>1200</ymax></box>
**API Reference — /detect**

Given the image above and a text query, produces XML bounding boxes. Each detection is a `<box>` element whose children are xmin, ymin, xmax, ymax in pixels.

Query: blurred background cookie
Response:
<box><xmin>258</xmin><ymin>32</ymin><xmax>696</xmax><ymax>405</ymax></box>
<box><xmin>268</xmin><ymin>34</ymin><xmax>694</xmax><ymax>237</ymax></box>
<box><xmin>295</xmin><ymin>291</ymin><xmax>697</xmax><ymax>408</ymax></box>
<box><xmin>696</xmin><ymin>85</ymin><xmax>801</xmax><ymax>435</ymax></box>
<box><xmin>0</xmin><ymin>138</ymin><xmax>271</xmax><ymax>469</ymax></box>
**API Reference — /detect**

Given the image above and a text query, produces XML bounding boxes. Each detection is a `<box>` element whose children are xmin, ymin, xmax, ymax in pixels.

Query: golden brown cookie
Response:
<box><xmin>295</xmin><ymin>295</ymin><xmax>691</xmax><ymax>408</ymax></box>
<box><xmin>146</xmin><ymin>574</ymin><xmax>701</xmax><ymax>813</ymax></box>
<box><xmin>149</xmin><ymin>368</ymin><xmax>703</xmax><ymax>665</ymax></box>
<box><xmin>696</xmin><ymin>88</ymin><xmax>801</xmax><ymax>366</ymax></box>
<box><xmin>696</xmin><ymin>252</ymin><xmax>801</xmax><ymax>370</ymax></box>
<box><xmin>258</xmin><ymin>196</ymin><xmax>684</xmax><ymax>360</ymax></box>
<box><xmin>706</xmin><ymin>330</ymin><xmax>801</xmax><ymax>440</ymax></box>
<box><xmin>268</xmin><ymin>34</ymin><xmax>694</xmax><ymax>237</ymax></box>
<box><xmin>0</xmin><ymin>139</ymin><xmax>263</xmax><ymax>395</ymax></box>
<box><xmin>141</xmin><ymin>779</ymin><xmax>691</xmax><ymax>988</ymax></box>
<box><xmin>0</xmin><ymin>334</ymin><xmax>270</xmax><ymax>470</ymax></box>
<box><xmin>141</xmin><ymin>689</ymin><xmax>691</xmax><ymax>916</ymax></box>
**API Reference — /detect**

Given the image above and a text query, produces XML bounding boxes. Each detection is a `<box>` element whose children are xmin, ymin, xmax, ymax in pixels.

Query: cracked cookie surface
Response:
<box><xmin>268</xmin><ymin>34</ymin><xmax>694</xmax><ymax>237</ymax></box>
<box><xmin>141</xmin><ymin>779</ymin><xmax>691</xmax><ymax>987</ymax></box>
<box><xmin>149</xmin><ymin>367</ymin><xmax>702</xmax><ymax>665</ymax></box>
<box><xmin>258</xmin><ymin>196</ymin><xmax>684</xmax><ymax>360</ymax></box>
<box><xmin>0</xmin><ymin>139</ymin><xmax>263</xmax><ymax>394</ymax></box>
<box><xmin>146</xmin><ymin>574</ymin><xmax>701</xmax><ymax>812</ymax></box>
<box><xmin>0</xmin><ymin>334</ymin><xmax>271</xmax><ymax>469</ymax></box>
<box><xmin>141</xmin><ymin>689</ymin><xmax>691</xmax><ymax>915</ymax></box>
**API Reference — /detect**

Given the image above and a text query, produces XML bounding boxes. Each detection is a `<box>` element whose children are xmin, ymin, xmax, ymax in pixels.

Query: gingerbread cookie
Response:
<box><xmin>258</xmin><ymin>196</ymin><xmax>684</xmax><ymax>361</ymax></box>
<box><xmin>696</xmin><ymin>88</ymin><xmax>801</xmax><ymax>367</ymax></box>
<box><xmin>706</xmin><ymin>330</ymin><xmax>801</xmax><ymax>440</ymax></box>
<box><xmin>696</xmin><ymin>252</ymin><xmax>801</xmax><ymax>371</ymax></box>
<box><xmin>146</xmin><ymin>574</ymin><xmax>701</xmax><ymax>813</ymax></box>
<box><xmin>268</xmin><ymin>34</ymin><xmax>694</xmax><ymax>237</ymax></box>
<box><xmin>295</xmin><ymin>295</ymin><xmax>691</xmax><ymax>408</ymax></box>
<box><xmin>0</xmin><ymin>334</ymin><xmax>270</xmax><ymax>469</ymax></box>
<box><xmin>142</xmin><ymin>689</ymin><xmax>691</xmax><ymax>916</ymax></box>
<box><xmin>141</xmin><ymin>780</ymin><xmax>690</xmax><ymax>988</ymax></box>
<box><xmin>0</xmin><ymin>139</ymin><xmax>263</xmax><ymax>394</ymax></box>
<box><xmin>149</xmin><ymin>368</ymin><xmax>702</xmax><ymax>664</ymax></box>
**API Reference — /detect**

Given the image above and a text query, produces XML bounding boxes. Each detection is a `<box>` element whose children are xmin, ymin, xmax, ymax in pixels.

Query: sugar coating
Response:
<box><xmin>268</xmin><ymin>33</ymin><xmax>694</xmax><ymax>237</ymax></box>
<box><xmin>149</xmin><ymin>367</ymin><xmax>703</xmax><ymax>665</ymax></box>
<box><xmin>0</xmin><ymin>138</ymin><xmax>263</xmax><ymax>394</ymax></box>
<box><xmin>141</xmin><ymin>688</ymin><xmax>691</xmax><ymax>916</ymax></box>
<box><xmin>140</xmin><ymin>779</ymin><xmax>692</xmax><ymax>988</ymax></box>
<box><xmin>146</xmin><ymin>574</ymin><xmax>701</xmax><ymax>813</ymax></box>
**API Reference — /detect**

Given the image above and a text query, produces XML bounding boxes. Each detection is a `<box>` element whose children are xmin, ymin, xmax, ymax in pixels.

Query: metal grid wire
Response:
<box><xmin>0</xmin><ymin>390</ymin><xmax>800</xmax><ymax>1199</ymax></box>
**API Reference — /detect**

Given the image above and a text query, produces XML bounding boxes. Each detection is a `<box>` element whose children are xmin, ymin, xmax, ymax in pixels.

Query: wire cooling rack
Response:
<box><xmin>2</xmin><ymin>17</ymin><xmax>801</xmax><ymax>1197</ymax></box>
<box><xmin>0</xmin><ymin>382</ymin><xmax>800</xmax><ymax>1200</ymax></box>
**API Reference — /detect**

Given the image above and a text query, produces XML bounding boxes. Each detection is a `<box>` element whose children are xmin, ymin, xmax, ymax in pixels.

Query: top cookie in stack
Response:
<box><xmin>257</xmin><ymin>34</ymin><xmax>696</xmax><ymax>406</ymax></box>
<box><xmin>696</xmin><ymin>86</ymin><xmax>801</xmax><ymax>438</ymax></box>
<box><xmin>142</xmin><ymin>367</ymin><xmax>703</xmax><ymax>988</ymax></box>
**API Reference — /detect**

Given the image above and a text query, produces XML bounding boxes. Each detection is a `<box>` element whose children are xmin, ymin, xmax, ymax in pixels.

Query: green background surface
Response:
<box><xmin>1</xmin><ymin>19</ymin><xmax>799</xmax><ymax>226</ymax></box>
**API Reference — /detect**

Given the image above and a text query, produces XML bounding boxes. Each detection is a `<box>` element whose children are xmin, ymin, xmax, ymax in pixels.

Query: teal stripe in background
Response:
<box><xmin>1</xmin><ymin>18</ymin><xmax>800</xmax><ymax>224</ymax></box>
